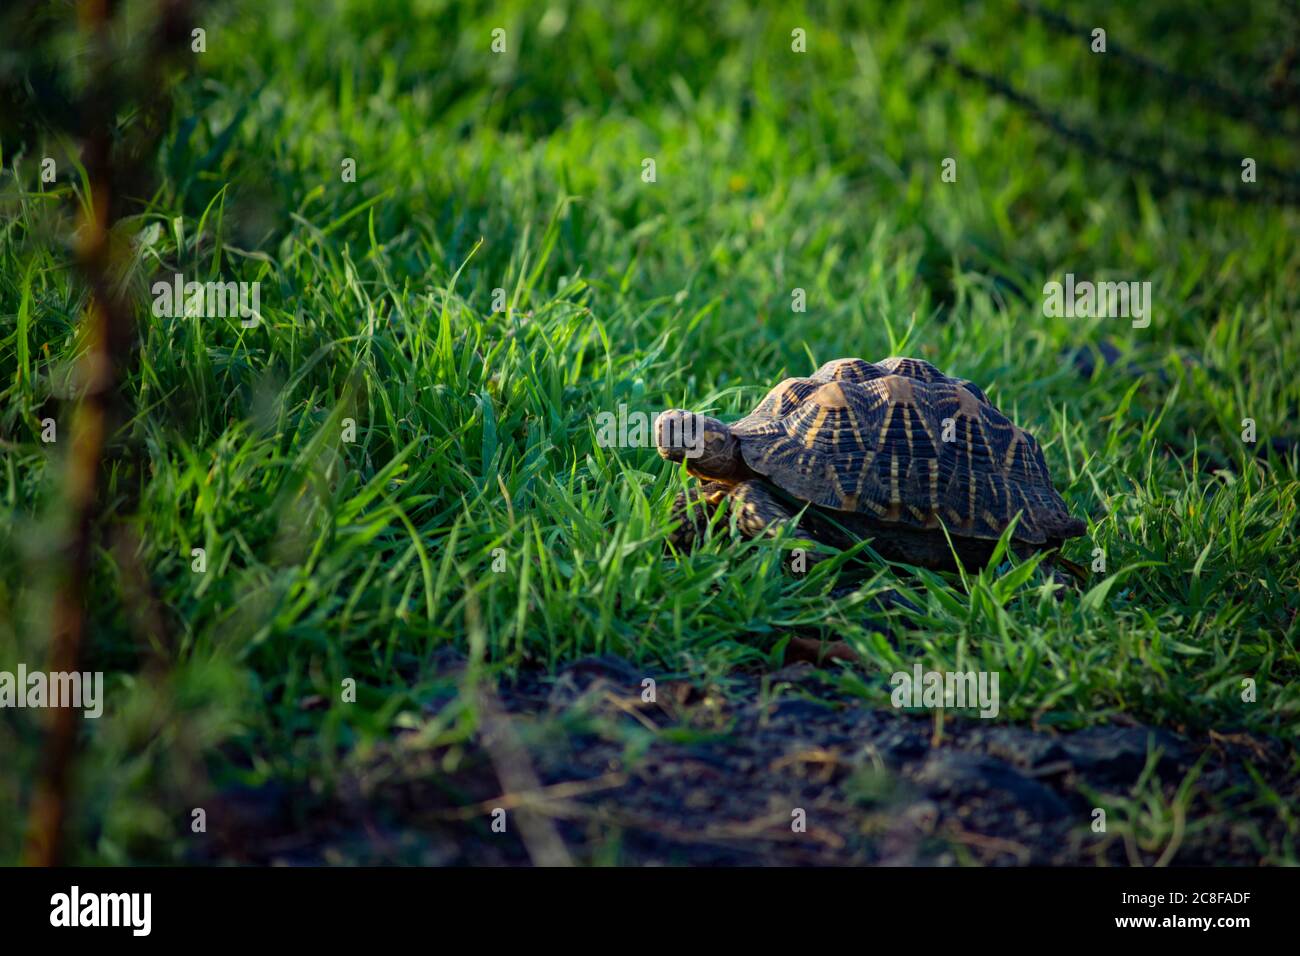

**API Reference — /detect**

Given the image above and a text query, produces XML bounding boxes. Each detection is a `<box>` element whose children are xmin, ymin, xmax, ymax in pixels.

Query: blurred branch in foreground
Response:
<box><xmin>20</xmin><ymin>0</ymin><xmax>197</xmax><ymax>867</ymax></box>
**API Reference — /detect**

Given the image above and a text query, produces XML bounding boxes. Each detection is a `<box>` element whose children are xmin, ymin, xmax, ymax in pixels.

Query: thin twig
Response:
<box><xmin>926</xmin><ymin>41</ymin><xmax>1300</xmax><ymax>207</ymax></box>
<box><xmin>1019</xmin><ymin>1</ymin><xmax>1300</xmax><ymax>137</ymax></box>
<box><xmin>475</xmin><ymin>684</ymin><xmax>575</xmax><ymax>866</ymax></box>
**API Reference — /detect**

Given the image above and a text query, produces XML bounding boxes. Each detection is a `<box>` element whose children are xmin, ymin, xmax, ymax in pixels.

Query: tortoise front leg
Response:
<box><xmin>667</xmin><ymin>481</ymin><xmax>732</xmax><ymax>550</ymax></box>
<box><xmin>668</xmin><ymin>479</ymin><xmax>801</xmax><ymax>549</ymax></box>
<box><xmin>727</xmin><ymin>479</ymin><xmax>802</xmax><ymax>539</ymax></box>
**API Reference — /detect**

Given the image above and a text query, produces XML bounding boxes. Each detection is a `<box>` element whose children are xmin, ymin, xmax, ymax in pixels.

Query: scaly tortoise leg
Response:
<box><xmin>669</xmin><ymin>479</ymin><xmax>809</xmax><ymax>554</ymax></box>
<box><xmin>668</xmin><ymin>481</ymin><xmax>733</xmax><ymax>550</ymax></box>
<box><xmin>727</xmin><ymin>479</ymin><xmax>802</xmax><ymax>539</ymax></box>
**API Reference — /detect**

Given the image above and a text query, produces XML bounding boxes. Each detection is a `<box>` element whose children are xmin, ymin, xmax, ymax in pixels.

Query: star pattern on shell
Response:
<box><xmin>728</xmin><ymin>357</ymin><xmax>1084</xmax><ymax>543</ymax></box>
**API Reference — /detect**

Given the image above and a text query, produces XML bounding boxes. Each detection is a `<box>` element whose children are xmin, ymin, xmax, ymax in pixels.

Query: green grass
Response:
<box><xmin>1</xmin><ymin>0</ymin><xmax>1297</xmax><ymax>864</ymax></box>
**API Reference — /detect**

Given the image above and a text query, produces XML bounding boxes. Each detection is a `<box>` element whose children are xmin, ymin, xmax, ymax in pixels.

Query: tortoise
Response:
<box><xmin>655</xmin><ymin>356</ymin><xmax>1086</xmax><ymax>573</ymax></box>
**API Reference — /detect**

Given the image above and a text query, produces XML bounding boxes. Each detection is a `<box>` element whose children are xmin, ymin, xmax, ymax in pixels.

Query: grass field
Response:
<box><xmin>1</xmin><ymin>0</ymin><xmax>1298</xmax><ymax>865</ymax></box>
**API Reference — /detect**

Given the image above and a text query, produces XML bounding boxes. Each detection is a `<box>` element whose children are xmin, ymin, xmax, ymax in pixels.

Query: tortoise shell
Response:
<box><xmin>728</xmin><ymin>357</ymin><xmax>1084</xmax><ymax>544</ymax></box>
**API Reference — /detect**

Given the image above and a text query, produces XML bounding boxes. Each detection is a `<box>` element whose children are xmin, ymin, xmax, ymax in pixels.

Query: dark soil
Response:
<box><xmin>198</xmin><ymin>654</ymin><xmax>1296</xmax><ymax>866</ymax></box>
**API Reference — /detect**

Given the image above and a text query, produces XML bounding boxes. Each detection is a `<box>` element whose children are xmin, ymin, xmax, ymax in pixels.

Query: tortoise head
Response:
<box><xmin>655</xmin><ymin>410</ymin><xmax>750</xmax><ymax>481</ymax></box>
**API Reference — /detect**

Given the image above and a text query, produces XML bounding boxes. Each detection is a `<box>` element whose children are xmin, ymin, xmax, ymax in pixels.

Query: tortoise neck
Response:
<box><xmin>688</xmin><ymin>417</ymin><xmax>754</xmax><ymax>481</ymax></box>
